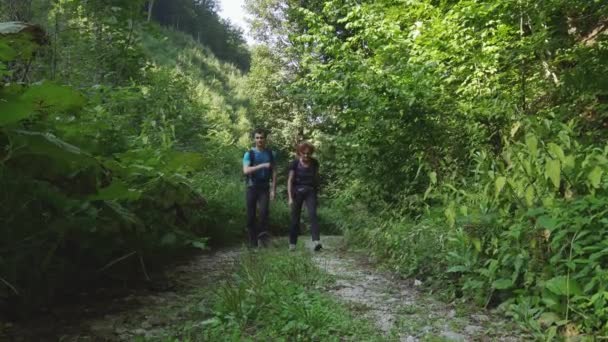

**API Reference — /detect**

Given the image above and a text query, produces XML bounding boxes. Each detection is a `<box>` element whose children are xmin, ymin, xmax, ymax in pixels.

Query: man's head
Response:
<box><xmin>253</xmin><ymin>128</ymin><xmax>267</xmax><ymax>149</ymax></box>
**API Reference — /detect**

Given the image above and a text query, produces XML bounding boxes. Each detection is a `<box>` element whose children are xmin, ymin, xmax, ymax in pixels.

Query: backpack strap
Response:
<box><xmin>267</xmin><ymin>149</ymin><xmax>274</xmax><ymax>170</ymax></box>
<box><xmin>249</xmin><ymin>149</ymin><xmax>255</xmax><ymax>166</ymax></box>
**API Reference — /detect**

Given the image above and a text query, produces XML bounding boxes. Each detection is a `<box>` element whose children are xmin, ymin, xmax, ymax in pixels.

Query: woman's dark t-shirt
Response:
<box><xmin>289</xmin><ymin>159</ymin><xmax>318</xmax><ymax>188</ymax></box>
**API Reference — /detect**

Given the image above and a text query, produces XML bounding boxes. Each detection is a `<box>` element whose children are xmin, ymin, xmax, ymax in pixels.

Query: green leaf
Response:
<box><xmin>429</xmin><ymin>171</ymin><xmax>437</xmax><ymax>185</ymax></box>
<box><xmin>588</xmin><ymin>167</ymin><xmax>603</xmax><ymax>188</ymax></box>
<box><xmin>525</xmin><ymin>185</ymin><xmax>535</xmax><ymax>206</ymax></box>
<box><xmin>21</xmin><ymin>82</ymin><xmax>85</xmax><ymax>113</ymax></box>
<box><xmin>526</xmin><ymin>134</ymin><xmax>538</xmax><ymax>158</ymax></box>
<box><xmin>444</xmin><ymin>204</ymin><xmax>456</xmax><ymax>227</ymax></box>
<box><xmin>545</xmin><ymin>276</ymin><xmax>582</xmax><ymax>296</ymax></box>
<box><xmin>492</xmin><ymin>278</ymin><xmax>513</xmax><ymax>290</ymax></box>
<box><xmin>545</xmin><ymin>159</ymin><xmax>561</xmax><ymax>189</ymax></box>
<box><xmin>102</xmin><ymin>201</ymin><xmax>142</xmax><ymax>228</ymax></box>
<box><xmin>563</xmin><ymin>155</ymin><xmax>575</xmax><ymax>170</ymax></box>
<box><xmin>510</xmin><ymin>121</ymin><xmax>521</xmax><ymax>137</ymax></box>
<box><xmin>6</xmin><ymin>130</ymin><xmax>102</xmax><ymax>192</ymax></box>
<box><xmin>538</xmin><ymin>312</ymin><xmax>560</xmax><ymax>327</ymax></box>
<box><xmin>423</xmin><ymin>185</ymin><xmax>433</xmax><ymax>200</ymax></box>
<box><xmin>538</xmin><ymin>215</ymin><xmax>558</xmax><ymax>231</ymax></box>
<box><xmin>495</xmin><ymin>176</ymin><xmax>506</xmax><ymax>197</ymax></box>
<box><xmin>161</xmin><ymin>233</ymin><xmax>177</xmax><ymax>246</ymax></box>
<box><xmin>547</xmin><ymin>143</ymin><xmax>565</xmax><ymax>161</ymax></box>
<box><xmin>447</xmin><ymin>265</ymin><xmax>468</xmax><ymax>273</ymax></box>
<box><xmin>191</xmin><ymin>240</ymin><xmax>207</xmax><ymax>250</ymax></box>
<box><xmin>1</xmin><ymin>82</ymin><xmax>84</xmax><ymax>126</ymax></box>
<box><xmin>0</xmin><ymin>93</ymin><xmax>34</xmax><ymax>125</ymax></box>
<box><xmin>162</xmin><ymin>151</ymin><xmax>205</xmax><ymax>172</ymax></box>
<box><xmin>88</xmin><ymin>180</ymin><xmax>141</xmax><ymax>201</ymax></box>
<box><xmin>0</xmin><ymin>40</ymin><xmax>16</xmax><ymax>61</ymax></box>
<box><xmin>472</xmin><ymin>237</ymin><xmax>481</xmax><ymax>252</ymax></box>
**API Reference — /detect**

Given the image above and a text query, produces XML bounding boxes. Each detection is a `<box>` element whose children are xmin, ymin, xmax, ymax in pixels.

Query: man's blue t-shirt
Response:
<box><xmin>243</xmin><ymin>148</ymin><xmax>276</xmax><ymax>186</ymax></box>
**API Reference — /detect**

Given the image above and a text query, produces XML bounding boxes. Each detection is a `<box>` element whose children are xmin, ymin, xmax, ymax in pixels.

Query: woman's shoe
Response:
<box><xmin>313</xmin><ymin>241</ymin><xmax>322</xmax><ymax>251</ymax></box>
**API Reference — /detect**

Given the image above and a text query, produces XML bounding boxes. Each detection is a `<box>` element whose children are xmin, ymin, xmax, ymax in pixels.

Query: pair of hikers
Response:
<box><xmin>242</xmin><ymin>128</ymin><xmax>321</xmax><ymax>251</ymax></box>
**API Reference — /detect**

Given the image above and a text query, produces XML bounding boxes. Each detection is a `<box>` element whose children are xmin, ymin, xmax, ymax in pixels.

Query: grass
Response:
<box><xmin>146</xmin><ymin>246</ymin><xmax>382</xmax><ymax>341</ymax></box>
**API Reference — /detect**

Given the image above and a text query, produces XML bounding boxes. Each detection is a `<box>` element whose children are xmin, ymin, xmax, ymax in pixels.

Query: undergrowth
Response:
<box><xmin>159</xmin><ymin>247</ymin><xmax>382</xmax><ymax>341</ymax></box>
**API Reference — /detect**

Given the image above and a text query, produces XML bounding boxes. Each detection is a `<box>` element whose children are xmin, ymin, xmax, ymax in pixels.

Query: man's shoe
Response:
<box><xmin>313</xmin><ymin>241</ymin><xmax>322</xmax><ymax>251</ymax></box>
<box><xmin>289</xmin><ymin>244</ymin><xmax>296</xmax><ymax>251</ymax></box>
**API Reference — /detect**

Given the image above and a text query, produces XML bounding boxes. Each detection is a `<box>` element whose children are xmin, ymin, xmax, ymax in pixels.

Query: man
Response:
<box><xmin>242</xmin><ymin>128</ymin><xmax>277</xmax><ymax>248</ymax></box>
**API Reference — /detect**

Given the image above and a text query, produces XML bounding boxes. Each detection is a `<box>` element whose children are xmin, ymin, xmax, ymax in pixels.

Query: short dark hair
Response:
<box><xmin>253</xmin><ymin>128</ymin><xmax>267</xmax><ymax>138</ymax></box>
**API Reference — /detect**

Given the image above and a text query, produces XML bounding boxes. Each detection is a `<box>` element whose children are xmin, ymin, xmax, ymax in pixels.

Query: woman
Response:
<box><xmin>287</xmin><ymin>141</ymin><xmax>322</xmax><ymax>251</ymax></box>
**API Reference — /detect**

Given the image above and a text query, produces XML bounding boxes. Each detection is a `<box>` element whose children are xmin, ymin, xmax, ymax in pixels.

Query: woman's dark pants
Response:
<box><xmin>289</xmin><ymin>189</ymin><xmax>320</xmax><ymax>245</ymax></box>
<box><xmin>246</xmin><ymin>184</ymin><xmax>269</xmax><ymax>247</ymax></box>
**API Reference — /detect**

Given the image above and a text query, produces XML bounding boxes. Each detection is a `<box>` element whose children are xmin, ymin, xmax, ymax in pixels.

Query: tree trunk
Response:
<box><xmin>147</xmin><ymin>0</ymin><xmax>155</xmax><ymax>22</ymax></box>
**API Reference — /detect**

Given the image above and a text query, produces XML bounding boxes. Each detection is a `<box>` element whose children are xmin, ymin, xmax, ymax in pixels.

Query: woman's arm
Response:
<box><xmin>287</xmin><ymin>169</ymin><xmax>295</xmax><ymax>204</ymax></box>
<box><xmin>270</xmin><ymin>166</ymin><xmax>277</xmax><ymax>200</ymax></box>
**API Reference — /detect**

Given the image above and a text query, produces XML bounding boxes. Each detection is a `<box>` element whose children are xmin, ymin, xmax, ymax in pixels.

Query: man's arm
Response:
<box><xmin>243</xmin><ymin>163</ymin><xmax>270</xmax><ymax>175</ymax></box>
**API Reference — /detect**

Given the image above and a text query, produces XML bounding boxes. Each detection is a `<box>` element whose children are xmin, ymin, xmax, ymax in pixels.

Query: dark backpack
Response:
<box><xmin>247</xmin><ymin>149</ymin><xmax>274</xmax><ymax>184</ymax></box>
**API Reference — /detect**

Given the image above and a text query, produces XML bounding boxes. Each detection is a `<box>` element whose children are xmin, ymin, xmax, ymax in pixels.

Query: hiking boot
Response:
<box><xmin>289</xmin><ymin>244</ymin><xmax>296</xmax><ymax>251</ymax></box>
<box><xmin>313</xmin><ymin>241</ymin><xmax>322</xmax><ymax>251</ymax></box>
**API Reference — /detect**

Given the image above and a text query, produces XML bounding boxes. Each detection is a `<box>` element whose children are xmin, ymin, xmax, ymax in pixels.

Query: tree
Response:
<box><xmin>1</xmin><ymin>0</ymin><xmax>33</xmax><ymax>21</ymax></box>
<box><xmin>147</xmin><ymin>0</ymin><xmax>155</xmax><ymax>22</ymax></box>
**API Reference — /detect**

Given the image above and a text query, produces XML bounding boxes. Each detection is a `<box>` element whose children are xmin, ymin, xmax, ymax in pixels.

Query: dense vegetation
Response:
<box><xmin>245</xmin><ymin>0</ymin><xmax>608</xmax><ymax>338</ymax></box>
<box><xmin>0</xmin><ymin>0</ymin><xmax>272</xmax><ymax>318</ymax></box>
<box><xmin>2</xmin><ymin>0</ymin><xmax>608</xmax><ymax>339</ymax></box>
<box><xmin>146</xmin><ymin>0</ymin><xmax>251</xmax><ymax>71</ymax></box>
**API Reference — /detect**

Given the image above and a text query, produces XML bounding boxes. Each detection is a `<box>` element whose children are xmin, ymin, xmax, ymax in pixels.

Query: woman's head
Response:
<box><xmin>297</xmin><ymin>141</ymin><xmax>315</xmax><ymax>161</ymax></box>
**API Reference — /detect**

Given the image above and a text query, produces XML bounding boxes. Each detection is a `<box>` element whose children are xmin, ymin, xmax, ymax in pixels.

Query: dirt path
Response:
<box><xmin>7</xmin><ymin>237</ymin><xmax>525</xmax><ymax>341</ymax></box>
<box><xmin>308</xmin><ymin>236</ymin><xmax>525</xmax><ymax>341</ymax></box>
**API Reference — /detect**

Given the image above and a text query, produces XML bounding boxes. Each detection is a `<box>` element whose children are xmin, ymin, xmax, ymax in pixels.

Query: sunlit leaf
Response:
<box><xmin>545</xmin><ymin>159</ymin><xmax>561</xmax><ymax>189</ymax></box>
<box><xmin>525</xmin><ymin>185</ymin><xmax>535</xmax><ymax>206</ymax></box>
<box><xmin>547</xmin><ymin>143</ymin><xmax>565</xmax><ymax>161</ymax></box>
<box><xmin>588</xmin><ymin>167</ymin><xmax>603</xmax><ymax>189</ymax></box>
<box><xmin>526</xmin><ymin>134</ymin><xmax>538</xmax><ymax>158</ymax></box>
<box><xmin>495</xmin><ymin>176</ymin><xmax>506</xmax><ymax>197</ymax></box>
<box><xmin>545</xmin><ymin>276</ymin><xmax>582</xmax><ymax>296</ymax></box>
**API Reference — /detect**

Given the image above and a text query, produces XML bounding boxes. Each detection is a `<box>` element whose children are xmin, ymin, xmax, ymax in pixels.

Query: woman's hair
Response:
<box><xmin>297</xmin><ymin>141</ymin><xmax>315</xmax><ymax>155</ymax></box>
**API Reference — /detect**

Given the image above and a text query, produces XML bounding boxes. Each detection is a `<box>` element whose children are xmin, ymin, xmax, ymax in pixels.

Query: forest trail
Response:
<box><xmin>8</xmin><ymin>237</ymin><xmax>524</xmax><ymax>341</ymax></box>
<box><xmin>308</xmin><ymin>237</ymin><xmax>524</xmax><ymax>341</ymax></box>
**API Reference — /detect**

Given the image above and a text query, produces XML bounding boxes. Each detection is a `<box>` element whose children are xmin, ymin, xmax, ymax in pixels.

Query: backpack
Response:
<box><xmin>247</xmin><ymin>148</ymin><xmax>274</xmax><ymax>184</ymax></box>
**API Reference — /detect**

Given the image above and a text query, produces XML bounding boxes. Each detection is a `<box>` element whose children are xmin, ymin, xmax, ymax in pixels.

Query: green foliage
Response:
<box><xmin>245</xmin><ymin>0</ymin><xmax>608</xmax><ymax>337</ymax></box>
<box><xmin>0</xmin><ymin>0</ymin><xmax>256</xmax><ymax>316</ymax></box>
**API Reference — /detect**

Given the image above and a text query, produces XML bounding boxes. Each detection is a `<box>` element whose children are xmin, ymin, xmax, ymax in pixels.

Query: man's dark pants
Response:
<box><xmin>246</xmin><ymin>184</ymin><xmax>270</xmax><ymax>247</ymax></box>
